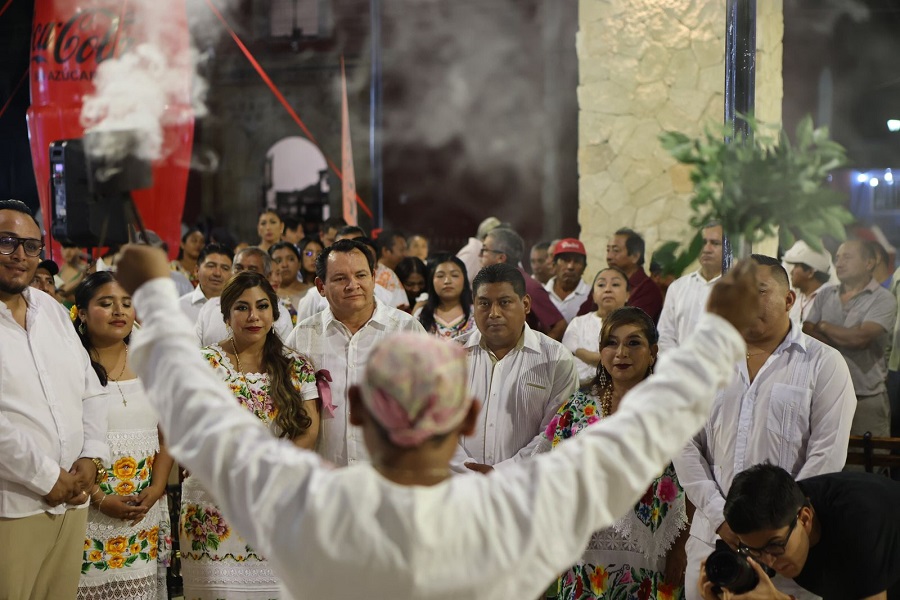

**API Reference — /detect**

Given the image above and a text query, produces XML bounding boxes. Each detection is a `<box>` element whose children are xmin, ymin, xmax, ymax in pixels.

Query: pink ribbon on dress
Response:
<box><xmin>315</xmin><ymin>370</ymin><xmax>337</xmax><ymax>419</ymax></box>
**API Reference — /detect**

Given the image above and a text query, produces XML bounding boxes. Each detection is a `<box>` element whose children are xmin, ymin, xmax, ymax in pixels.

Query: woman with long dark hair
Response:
<box><xmin>296</xmin><ymin>236</ymin><xmax>324</xmax><ymax>286</ymax></box>
<box><xmin>537</xmin><ymin>307</ymin><xmax>688</xmax><ymax>600</ymax></box>
<box><xmin>180</xmin><ymin>271</ymin><xmax>319</xmax><ymax>599</ymax></box>
<box><xmin>256</xmin><ymin>210</ymin><xmax>284</xmax><ymax>253</ymax></box>
<box><xmin>73</xmin><ymin>272</ymin><xmax>175</xmax><ymax>600</ymax></box>
<box><xmin>394</xmin><ymin>256</ymin><xmax>428</xmax><ymax>313</ymax></box>
<box><xmin>418</xmin><ymin>254</ymin><xmax>475</xmax><ymax>342</ymax></box>
<box><xmin>171</xmin><ymin>228</ymin><xmax>205</xmax><ymax>288</ymax></box>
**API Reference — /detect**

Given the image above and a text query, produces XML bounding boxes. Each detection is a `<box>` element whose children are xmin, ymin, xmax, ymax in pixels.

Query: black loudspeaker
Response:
<box><xmin>49</xmin><ymin>135</ymin><xmax>151</xmax><ymax>247</ymax></box>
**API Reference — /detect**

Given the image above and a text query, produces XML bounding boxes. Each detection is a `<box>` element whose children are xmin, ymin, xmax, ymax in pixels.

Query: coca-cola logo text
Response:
<box><xmin>32</xmin><ymin>8</ymin><xmax>135</xmax><ymax>68</ymax></box>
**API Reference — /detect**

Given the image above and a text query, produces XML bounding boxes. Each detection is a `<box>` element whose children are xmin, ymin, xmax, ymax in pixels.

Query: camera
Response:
<box><xmin>705</xmin><ymin>540</ymin><xmax>758</xmax><ymax>594</ymax></box>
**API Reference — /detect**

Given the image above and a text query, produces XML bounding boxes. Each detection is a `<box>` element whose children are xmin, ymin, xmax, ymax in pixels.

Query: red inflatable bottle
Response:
<box><xmin>27</xmin><ymin>0</ymin><xmax>194</xmax><ymax>259</ymax></box>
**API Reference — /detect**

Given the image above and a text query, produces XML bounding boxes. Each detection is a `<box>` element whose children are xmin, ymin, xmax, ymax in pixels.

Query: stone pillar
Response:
<box><xmin>577</xmin><ymin>0</ymin><xmax>783</xmax><ymax>270</ymax></box>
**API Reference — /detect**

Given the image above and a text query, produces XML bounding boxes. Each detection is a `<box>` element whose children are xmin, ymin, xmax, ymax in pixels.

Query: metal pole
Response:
<box><xmin>722</xmin><ymin>0</ymin><xmax>757</xmax><ymax>271</ymax></box>
<box><xmin>369</xmin><ymin>0</ymin><xmax>383</xmax><ymax>229</ymax></box>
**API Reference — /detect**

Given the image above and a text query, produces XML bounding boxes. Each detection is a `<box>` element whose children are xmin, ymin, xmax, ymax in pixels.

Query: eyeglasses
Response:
<box><xmin>479</xmin><ymin>248</ymin><xmax>504</xmax><ymax>257</ymax></box>
<box><xmin>0</xmin><ymin>236</ymin><xmax>44</xmax><ymax>258</ymax></box>
<box><xmin>738</xmin><ymin>511</ymin><xmax>801</xmax><ymax>559</ymax></box>
<box><xmin>304</xmin><ymin>250</ymin><xmax>320</xmax><ymax>258</ymax></box>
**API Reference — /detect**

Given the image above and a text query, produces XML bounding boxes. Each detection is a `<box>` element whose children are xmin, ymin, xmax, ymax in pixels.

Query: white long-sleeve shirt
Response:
<box><xmin>194</xmin><ymin>295</ymin><xmax>294</xmax><ymax>346</ymax></box>
<box><xmin>561</xmin><ymin>312</ymin><xmax>602</xmax><ymax>385</ymax></box>
<box><xmin>461</xmin><ymin>325</ymin><xmax>578</xmax><ymax>467</ymax></box>
<box><xmin>130</xmin><ymin>277</ymin><xmax>744</xmax><ymax>600</ymax></box>
<box><xmin>657</xmin><ymin>270</ymin><xmax>720</xmax><ymax>355</ymax></box>
<box><xmin>178</xmin><ymin>283</ymin><xmax>210</xmax><ymax>324</ymax></box>
<box><xmin>672</xmin><ymin>323</ymin><xmax>856</xmax><ymax>545</ymax></box>
<box><xmin>284</xmin><ymin>300</ymin><xmax>426</xmax><ymax>466</ymax></box>
<box><xmin>0</xmin><ymin>288</ymin><xmax>108</xmax><ymax>517</ymax></box>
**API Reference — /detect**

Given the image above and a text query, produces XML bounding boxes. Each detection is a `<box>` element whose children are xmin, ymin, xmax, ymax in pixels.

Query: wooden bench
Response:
<box><xmin>846</xmin><ymin>433</ymin><xmax>900</xmax><ymax>473</ymax></box>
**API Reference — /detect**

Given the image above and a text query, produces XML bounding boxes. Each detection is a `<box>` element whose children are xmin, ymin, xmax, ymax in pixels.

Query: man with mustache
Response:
<box><xmin>178</xmin><ymin>243</ymin><xmax>233</xmax><ymax>323</ymax></box>
<box><xmin>545</xmin><ymin>238</ymin><xmax>591</xmax><ymax>323</ymax></box>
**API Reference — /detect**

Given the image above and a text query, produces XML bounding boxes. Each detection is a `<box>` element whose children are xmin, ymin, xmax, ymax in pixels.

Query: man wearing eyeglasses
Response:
<box><xmin>674</xmin><ymin>256</ymin><xmax>857</xmax><ymax>600</ymax></box>
<box><xmin>0</xmin><ymin>200</ymin><xmax>109</xmax><ymax>598</ymax></box>
<box><xmin>698</xmin><ymin>463</ymin><xmax>900</xmax><ymax>600</ymax></box>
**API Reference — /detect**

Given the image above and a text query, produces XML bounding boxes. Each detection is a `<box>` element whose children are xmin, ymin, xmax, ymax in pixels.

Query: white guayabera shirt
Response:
<box><xmin>0</xmin><ymin>287</ymin><xmax>108</xmax><ymax>517</ymax></box>
<box><xmin>131</xmin><ymin>277</ymin><xmax>744</xmax><ymax>600</ymax></box>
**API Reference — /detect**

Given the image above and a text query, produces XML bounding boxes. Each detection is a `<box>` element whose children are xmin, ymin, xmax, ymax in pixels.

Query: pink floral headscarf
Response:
<box><xmin>360</xmin><ymin>333</ymin><xmax>470</xmax><ymax>448</ymax></box>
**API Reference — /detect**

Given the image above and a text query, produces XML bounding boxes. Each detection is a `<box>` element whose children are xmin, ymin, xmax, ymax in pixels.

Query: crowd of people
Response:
<box><xmin>2</xmin><ymin>198</ymin><xmax>899</xmax><ymax>600</ymax></box>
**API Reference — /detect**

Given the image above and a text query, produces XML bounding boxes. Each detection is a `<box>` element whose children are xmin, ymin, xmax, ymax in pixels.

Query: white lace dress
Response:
<box><xmin>78</xmin><ymin>378</ymin><xmax>170</xmax><ymax>600</ymax></box>
<box><xmin>179</xmin><ymin>344</ymin><xmax>317</xmax><ymax>600</ymax></box>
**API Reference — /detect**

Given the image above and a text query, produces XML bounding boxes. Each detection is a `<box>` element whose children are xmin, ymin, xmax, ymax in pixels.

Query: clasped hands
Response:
<box><xmin>42</xmin><ymin>458</ymin><xmax>97</xmax><ymax>507</ymax></box>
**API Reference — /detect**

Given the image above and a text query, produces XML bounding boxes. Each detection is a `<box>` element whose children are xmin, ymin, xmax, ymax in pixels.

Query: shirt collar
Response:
<box><xmin>467</xmin><ymin>322</ymin><xmax>540</xmax><ymax>355</ymax></box>
<box><xmin>191</xmin><ymin>285</ymin><xmax>209</xmax><ymax>304</ymax></box>
<box><xmin>544</xmin><ymin>277</ymin><xmax>590</xmax><ymax>298</ymax></box>
<box><xmin>322</xmin><ymin>297</ymin><xmax>383</xmax><ymax>331</ymax></box>
<box><xmin>689</xmin><ymin>269</ymin><xmax>722</xmax><ymax>285</ymax></box>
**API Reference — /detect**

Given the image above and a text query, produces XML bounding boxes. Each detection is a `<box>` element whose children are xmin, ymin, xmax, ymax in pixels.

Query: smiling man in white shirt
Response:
<box><xmin>462</xmin><ymin>263</ymin><xmax>578</xmax><ymax>473</ymax></box>
<box><xmin>0</xmin><ymin>200</ymin><xmax>109</xmax><ymax>598</ymax></box>
<box><xmin>178</xmin><ymin>243</ymin><xmax>233</xmax><ymax>323</ymax></box>
<box><xmin>285</xmin><ymin>238</ymin><xmax>426</xmax><ymax>466</ymax></box>
<box><xmin>673</xmin><ymin>254</ymin><xmax>856</xmax><ymax>600</ymax></box>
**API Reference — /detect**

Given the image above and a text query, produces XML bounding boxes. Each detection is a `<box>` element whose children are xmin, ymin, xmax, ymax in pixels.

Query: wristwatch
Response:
<box><xmin>90</xmin><ymin>457</ymin><xmax>107</xmax><ymax>484</ymax></box>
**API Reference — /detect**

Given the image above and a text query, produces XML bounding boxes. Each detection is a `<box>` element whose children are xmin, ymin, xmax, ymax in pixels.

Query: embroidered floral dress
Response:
<box><xmin>535</xmin><ymin>390</ymin><xmax>687</xmax><ymax>600</ymax></box>
<box><xmin>78</xmin><ymin>379</ymin><xmax>171</xmax><ymax>600</ymax></box>
<box><xmin>430</xmin><ymin>310</ymin><xmax>476</xmax><ymax>342</ymax></box>
<box><xmin>170</xmin><ymin>260</ymin><xmax>198</xmax><ymax>288</ymax></box>
<box><xmin>179</xmin><ymin>344</ymin><xmax>317</xmax><ymax>600</ymax></box>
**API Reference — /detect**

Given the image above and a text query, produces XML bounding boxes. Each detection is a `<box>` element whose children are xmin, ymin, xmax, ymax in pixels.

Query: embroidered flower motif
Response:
<box><xmin>87</xmin><ymin>549</ymin><xmax>103</xmax><ymax>563</ymax></box>
<box><xmin>83</xmin><ymin>538</ymin><xmax>91</xmax><ymax>550</ymax></box>
<box><xmin>588</xmin><ymin>565</ymin><xmax>609</xmax><ymax>595</ymax></box>
<box><xmin>658</xmin><ymin>582</ymin><xmax>677</xmax><ymax>600</ymax></box>
<box><xmin>115</xmin><ymin>481</ymin><xmax>136</xmax><ymax>495</ymax></box>
<box><xmin>657</xmin><ymin>475</ymin><xmax>678</xmax><ymax>504</ymax></box>
<box><xmin>112</xmin><ymin>457</ymin><xmax>137</xmax><ymax>480</ymax></box>
<box><xmin>107</xmin><ymin>554</ymin><xmax>126</xmax><ymax>569</ymax></box>
<box><xmin>106</xmin><ymin>536</ymin><xmax>128</xmax><ymax>555</ymax></box>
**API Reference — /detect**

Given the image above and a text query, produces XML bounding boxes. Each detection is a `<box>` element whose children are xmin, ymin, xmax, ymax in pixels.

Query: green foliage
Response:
<box><xmin>658</xmin><ymin>114</ymin><xmax>853</xmax><ymax>268</ymax></box>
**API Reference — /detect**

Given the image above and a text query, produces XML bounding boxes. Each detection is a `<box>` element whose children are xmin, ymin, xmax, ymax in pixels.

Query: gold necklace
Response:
<box><xmin>746</xmin><ymin>349</ymin><xmax>768</xmax><ymax>360</ymax></box>
<box><xmin>107</xmin><ymin>346</ymin><xmax>129</xmax><ymax>407</ymax></box>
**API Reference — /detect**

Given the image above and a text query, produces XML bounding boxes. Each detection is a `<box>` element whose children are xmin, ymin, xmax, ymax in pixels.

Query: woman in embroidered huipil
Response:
<box><xmin>180</xmin><ymin>271</ymin><xmax>320</xmax><ymax>599</ymax></box>
<box><xmin>536</xmin><ymin>307</ymin><xmax>689</xmax><ymax>600</ymax></box>
<box><xmin>74</xmin><ymin>271</ymin><xmax>175</xmax><ymax>600</ymax></box>
<box><xmin>417</xmin><ymin>254</ymin><xmax>475</xmax><ymax>343</ymax></box>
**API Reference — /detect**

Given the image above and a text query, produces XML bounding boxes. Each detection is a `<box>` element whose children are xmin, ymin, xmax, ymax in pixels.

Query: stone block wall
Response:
<box><xmin>578</xmin><ymin>0</ymin><xmax>783</xmax><ymax>271</ymax></box>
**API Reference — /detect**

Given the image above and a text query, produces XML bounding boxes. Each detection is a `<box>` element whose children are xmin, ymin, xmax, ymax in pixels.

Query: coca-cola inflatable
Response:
<box><xmin>27</xmin><ymin>0</ymin><xmax>194</xmax><ymax>258</ymax></box>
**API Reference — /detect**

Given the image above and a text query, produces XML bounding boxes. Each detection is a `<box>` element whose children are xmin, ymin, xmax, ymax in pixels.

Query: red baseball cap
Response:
<box><xmin>553</xmin><ymin>238</ymin><xmax>586</xmax><ymax>257</ymax></box>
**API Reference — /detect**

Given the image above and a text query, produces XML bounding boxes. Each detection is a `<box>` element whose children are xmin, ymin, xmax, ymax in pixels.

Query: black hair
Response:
<box><xmin>485</xmin><ymin>227</ymin><xmax>525</xmax><ymax>265</ymax></box>
<box><xmin>0</xmin><ymin>199</ymin><xmax>41</xmax><ymax>229</ymax></box>
<box><xmin>268</xmin><ymin>241</ymin><xmax>302</xmax><ymax>261</ymax></box>
<box><xmin>813</xmin><ymin>270</ymin><xmax>830</xmax><ymax>284</ymax></box>
<box><xmin>315</xmin><ymin>238</ymin><xmax>376</xmax><ymax>282</ymax></box>
<box><xmin>73</xmin><ymin>271</ymin><xmax>131</xmax><ymax>386</ymax></box>
<box><xmin>751</xmin><ymin>254</ymin><xmax>790</xmax><ymax>289</ymax></box>
<box><xmin>355</xmin><ymin>236</ymin><xmax>379</xmax><ymax>263</ymax></box>
<box><xmin>321</xmin><ymin>216</ymin><xmax>347</xmax><ymax>232</ymax></box>
<box><xmin>419</xmin><ymin>254</ymin><xmax>473</xmax><ymax>333</ymax></box>
<box><xmin>531</xmin><ymin>241</ymin><xmax>551</xmax><ymax>253</ymax></box>
<box><xmin>394</xmin><ymin>256</ymin><xmax>428</xmax><ymax>307</ymax></box>
<box><xmin>283</xmin><ymin>216</ymin><xmax>302</xmax><ymax>231</ymax></box>
<box><xmin>376</xmin><ymin>229</ymin><xmax>406</xmax><ymax>257</ymax></box>
<box><xmin>297</xmin><ymin>236</ymin><xmax>325</xmax><ymax>282</ymax></box>
<box><xmin>219</xmin><ymin>271</ymin><xmax>312</xmax><ymax>440</ymax></box>
<box><xmin>593</xmin><ymin>266</ymin><xmax>633</xmax><ymax>291</ymax></box>
<box><xmin>472</xmin><ymin>262</ymin><xmax>526</xmax><ymax>298</ymax></box>
<box><xmin>614</xmin><ymin>228</ymin><xmax>645</xmax><ymax>266</ymax></box>
<box><xmin>724</xmin><ymin>463</ymin><xmax>808</xmax><ymax>534</ymax></box>
<box><xmin>591</xmin><ymin>306</ymin><xmax>657</xmax><ymax>394</ymax></box>
<box><xmin>198</xmin><ymin>243</ymin><xmax>234</xmax><ymax>264</ymax></box>
<box><xmin>177</xmin><ymin>228</ymin><xmax>204</xmax><ymax>260</ymax></box>
<box><xmin>337</xmin><ymin>225</ymin><xmax>367</xmax><ymax>239</ymax></box>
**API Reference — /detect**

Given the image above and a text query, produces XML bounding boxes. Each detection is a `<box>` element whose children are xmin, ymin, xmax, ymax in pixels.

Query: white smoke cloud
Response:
<box><xmin>77</xmin><ymin>0</ymin><xmax>228</xmax><ymax>164</ymax></box>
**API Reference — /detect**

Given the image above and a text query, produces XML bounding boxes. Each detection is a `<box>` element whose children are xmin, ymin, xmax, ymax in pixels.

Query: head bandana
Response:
<box><xmin>360</xmin><ymin>333</ymin><xmax>470</xmax><ymax>448</ymax></box>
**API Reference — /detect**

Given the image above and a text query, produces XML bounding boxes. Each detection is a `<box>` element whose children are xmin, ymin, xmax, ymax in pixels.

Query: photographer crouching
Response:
<box><xmin>699</xmin><ymin>463</ymin><xmax>900</xmax><ymax>600</ymax></box>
